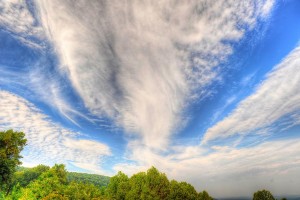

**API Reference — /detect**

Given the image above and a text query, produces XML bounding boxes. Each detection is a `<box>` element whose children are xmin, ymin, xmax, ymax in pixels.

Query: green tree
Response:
<box><xmin>11</xmin><ymin>164</ymin><xmax>50</xmax><ymax>189</ymax></box>
<box><xmin>17</xmin><ymin>164</ymin><xmax>67</xmax><ymax>199</ymax></box>
<box><xmin>126</xmin><ymin>172</ymin><xmax>147</xmax><ymax>200</ymax></box>
<box><xmin>253</xmin><ymin>190</ymin><xmax>275</xmax><ymax>200</ymax></box>
<box><xmin>169</xmin><ymin>180</ymin><xmax>198</xmax><ymax>200</ymax></box>
<box><xmin>63</xmin><ymin>181</ymin><xmax>102</xmax><ymax>200</ymax></box>
<box><xmin>0</xmin><ymin>130</ymin><xmax>27</xmax><ymax>195</ymax></box>
<box><xmin>142</xmin><ymin>167</ymin><xmax>170</xmax><ymax>200</ymax></box>
<box><xmin>106</xmin><ymin>171</ymin><xmax>130</xmax><ymax>200</ymax></box>
<box><xmin>198</xmin><ymin>190</ymin><xmax>213</xmax><ymax>200</ymax></box>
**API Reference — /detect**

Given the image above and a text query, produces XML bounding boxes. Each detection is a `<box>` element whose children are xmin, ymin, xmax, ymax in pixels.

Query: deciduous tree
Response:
<box><xmin>0</xmin><ymin>129</ymin><xmax>27</xmax><ymax>195</ymax></box>
<box><xmin>253</xmin><ymin>189</ymin><xmax>275</xmax><ymax>200</ymax></box>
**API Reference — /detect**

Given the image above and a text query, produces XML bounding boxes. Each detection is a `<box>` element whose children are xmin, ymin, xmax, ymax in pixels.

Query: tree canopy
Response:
<box><xmin>0</xmin><ymin>129</ymin><xmax>27</xmax><ymax>194</ymax></box>
<box><xmin>253</xmin><ymin>189</ymin><xmax>275</xmax><ymax>200</ymax></box>
<box><xmin>105</xmin><ymin>166</ymin><xmax>213</xmax><ymax>200</ymax></box>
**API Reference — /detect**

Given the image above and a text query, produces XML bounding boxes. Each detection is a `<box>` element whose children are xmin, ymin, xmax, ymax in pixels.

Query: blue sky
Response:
<box><xmin>1</xmin><ymin>0</ymin><xmax>300</xmax><ymax>198</ymax></box>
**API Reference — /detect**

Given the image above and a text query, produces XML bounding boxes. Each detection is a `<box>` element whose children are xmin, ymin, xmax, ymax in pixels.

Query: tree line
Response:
<box><xmin>0</xmin><ymin>130</ymin><xmax>286</xmax><ymax>200</ymax></box>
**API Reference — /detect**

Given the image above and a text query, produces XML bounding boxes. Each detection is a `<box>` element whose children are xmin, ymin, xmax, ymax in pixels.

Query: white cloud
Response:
<box><xmin>203</xmin><ymin>45</ymin><xmax>300</xmax><ymax>143</ymax></box>
<box><xmin>0</xmin><ymin>0</ymin><xmax>86</xmax><ymax>126</ymax></box>
<box><xmin>27</xmin><ymin>64</ymin><xmax>92</xmax><ymax>127</ymax></box>
<box><xmin>0</xmin><ymin>90</ymin><xmax>111</xmax><ymax>173</ymax></box>
<box><xmin>261</xmin><ymin>0</ymin><xmax>275</xmax><ymax>17</ymax></box>
<box><xmin>34</xmin><ymin>0</ymin><xmax>274</xmax><ymax>150</ymax></box>
<box><xmin>0</xmin><ymin>60</ymin><xmax>90</xmax><ymax>128</ymax></box>
<box><xmin>0</xmin><ymin>0</ymin><xmax>44</xmax><ymax>48</ymax></box>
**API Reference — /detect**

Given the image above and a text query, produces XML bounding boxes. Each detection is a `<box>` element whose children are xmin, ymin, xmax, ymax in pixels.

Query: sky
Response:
<box><xmin>0</xmin><ymin>0</ymin><xmax>300</xmax><ymax>198</ymax></box>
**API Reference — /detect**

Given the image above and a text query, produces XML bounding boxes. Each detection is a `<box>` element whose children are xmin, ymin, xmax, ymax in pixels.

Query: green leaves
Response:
<box><xmin>106</xmin><ymin>171</ymin><xmax>130</xmax><ymax>200</ymax></box>
<box><xmin>198</xmin><ymin>190</ymin><xmax>213</xmax><ymax>200</ymax></box>
<box><xmin>0</xmin><ymin>129</ymin><xmax>27</xmax><ymax>194</ymax></box>
<box><xmin>253</xmin><ymin>190</ymin><xmax>275</xmax><ymax>200</ymax></box>
<box><xmin>169</xmin><ymin>180</ymin><xmax>198</xmax><ymax>200</ymax></box>
<box><xmin>105</xmin><ymin>166</ymin><xmax>212</xmax><ymax>200</ymax></box>
<box><xmin>67</xmin><ymin>172</ymin><xmax>109</xmax><ymax>188</ymax></box>
<box><xmin>6</xmin><ymin>164</ymin><xmax>215</xmax><ymax>200</ymax></box>
<box><xmin>7</xmin><ymin>164</ymin><xmax>106</xmax><ymax>200</ymax></box>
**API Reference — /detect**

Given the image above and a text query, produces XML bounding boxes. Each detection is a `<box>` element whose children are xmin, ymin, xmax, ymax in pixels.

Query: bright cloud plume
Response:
<box><xmin>0</xmin><ymin>90</ymin><xmax>111</xmax><ymax>173</ymax></box>
<box><xmin>35</xmin><ymin>0</ymin><xmax>274</xmax><ymax>149</ymax></box>
<box><xmin>203</xmin><ymin>45</ymin><xmax>300</xmax><ymax>143</ymax></box>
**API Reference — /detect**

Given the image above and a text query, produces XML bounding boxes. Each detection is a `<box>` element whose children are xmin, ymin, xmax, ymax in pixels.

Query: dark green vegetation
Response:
<box><xmin>0</xmin><ymin>130</ymin><xmax>289</xmax><ymax>200</ymax></box>
<box><xmin>253</xmin><ymin>190</ymin><xmax>275</xmax><ymax>200</ymax></box>
<box><xmin>0</xmin><ymin>130</ymin><xmax>27</xmax><ymax>196</ymax></box>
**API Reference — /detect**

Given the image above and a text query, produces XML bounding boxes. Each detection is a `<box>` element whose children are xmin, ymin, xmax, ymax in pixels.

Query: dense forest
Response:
<box><xmin>0</xmin><ymin>130</ymin><xmax>285</xmax><ymax>200</ymax></box>
<box><xmin>0</xmin><ymin>164</ymin><xmax>213</xmax><ymax>200</ymax></box>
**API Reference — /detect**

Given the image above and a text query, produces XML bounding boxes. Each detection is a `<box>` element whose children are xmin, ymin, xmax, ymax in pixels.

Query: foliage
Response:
<box><xmin>8</xmin><ymin>164</ymin><xmax>105</xmax><ymax>200</ymax></box>
<box><xmin>169</xmin><ymin>180</ymin><xmax>198</xmax><ymax>200</ymax></box>
<box><xmin>105</xmin><ymin>166</ymin><xmax>213</xmax><ymax>200</ymax></box>
<box><xmin>13</xmin><ymin>164</ymin><xmax>50</xmax><ymax>187</ymax></box>
<box><xmin>198</xmin><ymin>190</ymin><xmax>214</xmax><ymax>200</ymax></box>
<box><xmin>106</xmin><ymin>171</ymin><xmax>130</xmax><ymax>200</ymax></box>
<box><xmin>5</xmin><ymin>164</ymin><xmax>215</xmax><ymax>200</ymax></box>
<box><xmin>67</xmin><ymin>171</ymin><xmax>110</xmax><ymax>187</ymax></box>
<box><xmin>16</xmin><ymin>164</ymin><xmax>67</xmax><ymax>199</ymax></box>
<box><xmin>11</xmin><ymin>165</ymin><xmax>209</xmax><ymax>200</ymax></box>
<box><xmin>63</xmin><ymin>181</ymin><xmax>103</xmax><ymax>200</ymax></box>
<box><xmin>125</xmin><ymin>172</ymin><xmax>146</xmax><ymax>199</ymax></box>
<box><xmin>0</xmin><ymin>129</ymin><xmax>27</xmax><ymax>194</ymax></box>
<box><xmin>144</xmin><ymin>167</ymin><xmax>170</xmax><ymax>200</ymax></box>
<box><xmin>253</xmin><ymin>189</ymin><xmax>275</xmax><ymax>200</ymax></box>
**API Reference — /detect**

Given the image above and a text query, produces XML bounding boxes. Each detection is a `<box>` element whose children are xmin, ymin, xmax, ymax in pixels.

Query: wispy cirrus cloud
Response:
<box><xmin>35</xmin><ymin>0</ymin><xmax>275</xmax><ymax>149</ymax></box>
<box><xmin>0</xmin><ymin>90</ymin><xmax>111</xmax><ymax>174</ymax></box>
<box><xmin>203</xmin><ymin>45</ymin><xmax>300</xmax><ymax>144</ymax></box>
<box><xmin>0</xmin><ymin>0</ymin><xmax>90</xmax><ymax>127</ymax></box>
<box><xmin>0</xmin><ymin>0</ymin><xmax>44</xmax><ymax>48</ymax></box>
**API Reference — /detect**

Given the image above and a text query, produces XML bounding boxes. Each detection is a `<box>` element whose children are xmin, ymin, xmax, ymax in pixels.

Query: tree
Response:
<box><xmin>63</xmin><ymin>181</ymin><xmax>102</xmax><ymax>200</ymax></box>
<box><xmin>126</xmin><ymin>172</ymin><xmax>147</xmax><ymax>200</ymax></box>
<box><xmin>0</xmin><ymin>129</ymin><xmax>27</xmax><ymax>195</ymax></box>
<box><xmin>106</xmin><ymin>171</ymin><xmax>130</xmax><ymax>200</ymax></box>
<box><xmin>11</xmin><ymin>164</ymin><xmax>50</xmax><ymax>188</ymax></box>
<box><xmin>17</xmin><ymin>164</ymin><xmax>67</xmax><ymax>199</ymax></box>
<box><xmin>253</xmin><ymin>189</ymin><xmax>275</xmax><ymax>200</ymax></box>
<box><xmin>169</xmin><ymin>180</ymin><xmax>198</xmax><ymax>200</ymax></box>
<box><xmin>143</xmin><ymin>166</ymin><xmax>170</xmax><ymax>200</ymax></box>
<box><xmin>198</xmin><ymin>190</ymin><xmax>213</xmax><ymax>200</ymax></box>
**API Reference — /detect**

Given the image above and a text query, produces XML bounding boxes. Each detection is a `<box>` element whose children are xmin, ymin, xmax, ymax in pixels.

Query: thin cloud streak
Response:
<box><xmin>203</xmin><ymin>45</ymin><xmax>300</xmax><ymax>143</ymax></box>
